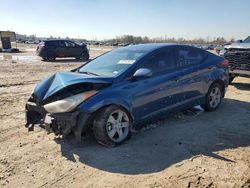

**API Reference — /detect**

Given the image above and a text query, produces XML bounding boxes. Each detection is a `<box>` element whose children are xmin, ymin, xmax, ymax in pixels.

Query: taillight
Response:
<box><xmin>39</xmin><ymin>44</ymin><xmax>45</xmax><ymax>48</ymax></box>
<box><xmin>220</xmin><ymin>59</ymin><xmax>229</xmax><ymax>67</ymax></box>
<box><xmin>38</xmin><ymin>42</ymin><xmax>45</xmax><ymax>49</ymax></box>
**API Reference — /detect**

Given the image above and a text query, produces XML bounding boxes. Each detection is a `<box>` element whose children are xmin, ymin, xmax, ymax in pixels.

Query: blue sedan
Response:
<box><xmin>25</xmin><ymin>44</ymin><xmax>229</xmax><ymax>146</ymax></box>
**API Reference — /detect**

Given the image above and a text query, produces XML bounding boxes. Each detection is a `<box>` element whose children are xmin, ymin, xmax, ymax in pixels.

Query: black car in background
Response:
<box><xmin>36</xmin><ymin>40</ymin><xmax>89</xmax><ymax>61</ymax></box>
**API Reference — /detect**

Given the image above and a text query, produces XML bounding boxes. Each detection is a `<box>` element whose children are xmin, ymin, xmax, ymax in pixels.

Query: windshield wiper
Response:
<box><xmin>79</xmin><ymin>71</ymin><xmax>100</xmax><ymax>76</ymax></box>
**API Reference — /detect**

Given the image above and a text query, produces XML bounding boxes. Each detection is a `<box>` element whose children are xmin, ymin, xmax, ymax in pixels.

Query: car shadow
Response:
<box><xmin>55</xmin><ymin>98</ymin><xmax>250</xmax><ymax>175</ymax></box>
<box><xmin>0</xmin><ymin>49</ymin><xmax>23</xmax><ymax>53</ymax></box>
<box><xmin>231</xmin><ymin>82</ymin><xmax>250</xmax><ymax>91</ymax></box>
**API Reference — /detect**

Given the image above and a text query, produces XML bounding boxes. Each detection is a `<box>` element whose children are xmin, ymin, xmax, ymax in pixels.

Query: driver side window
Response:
<box><xmin>139</xmin><ymin>49</ymin><xmax>177</xmax><ymax>76</ymax></box>
<box><xmin>64</xmin><ymin>41</ymin><xmax>75</xmax><ymax>47</ymax></box>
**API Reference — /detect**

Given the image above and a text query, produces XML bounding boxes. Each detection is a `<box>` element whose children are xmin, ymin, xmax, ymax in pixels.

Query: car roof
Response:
<box><xmin>43</xmin><ymin>39</ymin><xmax>72</xmax><ymax>42</ymax></box>
<box><xmin>119</xmin><ymin>43</ymin><xmax>190</xmax><ymax>52</ymax></box>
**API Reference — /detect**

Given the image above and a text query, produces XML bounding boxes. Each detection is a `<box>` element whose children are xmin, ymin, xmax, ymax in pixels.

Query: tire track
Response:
<box><xmin>0</xmin><ymin>80</ymin><xmax>40</xmax><ymax>88</ymax></box>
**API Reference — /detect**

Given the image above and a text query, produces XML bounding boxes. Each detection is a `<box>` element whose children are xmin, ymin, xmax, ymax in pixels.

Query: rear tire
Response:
<box><xmin>203</xmin><ymin>83</ymin><xmax>223</xmax><ymax>111</ymax></box>
<box><xmin>46</xmin><ymin>51</ymin><xmax>56</xmax><ymax>61</ymax></box>
<box><xmin>42</xmin><ymin>57</ymin><xmax>47</xmax><ymax>61</ymax></box>
<box><xmin>93</xmin><ymin>105</ymin><xmax>132</xmax><ymax>147</ymax></box>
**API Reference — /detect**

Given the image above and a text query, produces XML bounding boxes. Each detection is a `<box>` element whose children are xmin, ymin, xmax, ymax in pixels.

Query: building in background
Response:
<box><xmin>0</xmin><ymin>31</ymin><xmax>19</xmax><ymax>52</ymax></box>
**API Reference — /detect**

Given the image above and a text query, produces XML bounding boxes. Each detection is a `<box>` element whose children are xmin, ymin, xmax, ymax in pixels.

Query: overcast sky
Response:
<box><xmin>0</xmin><ymin>0</ymin><xmax>250</xmax><ymax>40</ymax></box>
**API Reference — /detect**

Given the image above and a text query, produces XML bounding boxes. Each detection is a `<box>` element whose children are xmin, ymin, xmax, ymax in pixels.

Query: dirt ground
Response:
<box><xmin>0</xmin><ymin>44</ymin><xmax>250</xmax><ymax>188</ymax></box>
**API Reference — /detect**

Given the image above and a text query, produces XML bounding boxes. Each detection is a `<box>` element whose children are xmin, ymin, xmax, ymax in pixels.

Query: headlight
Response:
<box><xmin>44</xmin><ymin>90</ymin><xmax>97</xmax><ymax>113</ymax></box>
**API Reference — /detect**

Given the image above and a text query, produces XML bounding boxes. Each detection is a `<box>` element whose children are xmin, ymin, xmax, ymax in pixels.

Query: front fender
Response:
<box><xmin>78</xmin><ymin>91</ymin><xmax>134</xmax><ymax>120</ymax></box>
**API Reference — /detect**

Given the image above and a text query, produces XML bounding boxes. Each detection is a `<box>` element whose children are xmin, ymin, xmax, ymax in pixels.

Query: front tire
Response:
<box><xmin>93</xmin><ymin>105</ymin><xmax>131</xmax><ymax>146</ymax></box>
<box><xmin>82</xmin><ymin>52</ymin><xmax>89</xmax><ymax>61</ymax></box>
<box><xmin>203</xmin><ymin>83</ymin><xmax>223</xmax><ymax>111</ymax></box>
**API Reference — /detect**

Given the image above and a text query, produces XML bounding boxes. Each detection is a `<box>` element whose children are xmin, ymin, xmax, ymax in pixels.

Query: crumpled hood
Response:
<box><xmin>225</xmin><ymin>42</ymin><xmax>250</xmax><ymax>49</ymax></box>
<box><xmin>33</xmin><ymin>71</ymin><xmax>113</xmax><ymax>103</ymax></box>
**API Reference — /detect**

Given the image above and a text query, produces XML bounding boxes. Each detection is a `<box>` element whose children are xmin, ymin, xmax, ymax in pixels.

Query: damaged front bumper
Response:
<box><xmin>25</xmin><ymin>101</ymin><xmax>91</xmax><ymax>141</ymax></box>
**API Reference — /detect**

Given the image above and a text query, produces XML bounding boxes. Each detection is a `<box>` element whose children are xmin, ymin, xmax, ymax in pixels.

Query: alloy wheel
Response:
<box><xmin>209</xmin><ymin>86</ymin><xmax>222</xmax><ymax>108</ymax></box>
<box><xmin>106</xmin><ymin>110</ymin><xmax>130</xmax><ymax>143</ymax></box>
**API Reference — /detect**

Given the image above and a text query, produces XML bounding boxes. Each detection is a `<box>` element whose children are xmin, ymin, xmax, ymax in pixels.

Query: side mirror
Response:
<box><xmin>133</xmin><ymin>68</ymin><xmax>152</xmax><ymax>79</ymax></box>
<box><xmin>236</xmin><ymin>39</ymin><xmax>243</xmax><ymax>43</ymax></box>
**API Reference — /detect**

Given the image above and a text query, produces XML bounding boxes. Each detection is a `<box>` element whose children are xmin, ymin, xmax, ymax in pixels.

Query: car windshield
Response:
<box><xmin>78</xmin><ymin>48</ymin><xmax>147</xmax><ymax>77</ymax></box>
<box><xmin>243</xmin><ymin>36</ymin><xmax>250</xmax><ymax>43</ymax></box>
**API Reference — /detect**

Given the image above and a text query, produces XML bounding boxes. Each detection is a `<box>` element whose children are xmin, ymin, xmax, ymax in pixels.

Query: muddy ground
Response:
<box><xmin>0</xmin><ymin>44</ymin><xmax>250</xmax><ymax>188</ymax></box>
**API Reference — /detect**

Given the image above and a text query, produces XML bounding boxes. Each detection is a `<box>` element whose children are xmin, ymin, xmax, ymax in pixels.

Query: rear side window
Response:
<box><xmin>45</xmin><ymin>41</ymin><xmax>58</xmax><ymax>46</ymax></box>
<box><xmin>176</xmin><ymin>47</ymin><xmax>206</xmax><ymax>67</ymax></box>
<box><xmin>58</xmin><ymin>41</ymin><xmax>65</xmax><ymax>47</ymax></box>
<box><xmin>140</xmin><ymin>49</ymin><xmax>177</xmax><ymax>75</ymax></box>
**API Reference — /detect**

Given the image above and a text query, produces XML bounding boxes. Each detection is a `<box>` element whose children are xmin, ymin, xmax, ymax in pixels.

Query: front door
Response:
<box><xmin>64</xmin><ymin>41</ymin><xmax>79</xmax><ymax>57</ymax></box>
<box><xmin>127</xmin><ymin>48</ymin><xmax>185</xmax><ymax>122</ymax></box>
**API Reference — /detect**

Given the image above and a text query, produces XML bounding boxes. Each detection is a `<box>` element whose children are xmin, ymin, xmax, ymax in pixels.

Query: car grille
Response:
<box><xmin>224</xmin><ymin>49</ymin><xmax>250</xmax><ymax>70</ymax></box>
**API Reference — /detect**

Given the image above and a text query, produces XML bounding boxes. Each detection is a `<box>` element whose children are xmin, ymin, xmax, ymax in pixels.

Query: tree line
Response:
<box><xmin>16</xmin><ymin>33</ymin><xmax>235</xmax><ymax>45</ymax></box>
<box><xmin>107</xmin><ymin>35</ymin><xmax>235</xmax><ymax>45</ymax></box>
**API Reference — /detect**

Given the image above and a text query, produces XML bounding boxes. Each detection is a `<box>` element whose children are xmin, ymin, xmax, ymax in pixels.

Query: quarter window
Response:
<box><xmin>243</xmin><ymin>36</ymin><xmax>250</xmax><ymax>43</ymax></box>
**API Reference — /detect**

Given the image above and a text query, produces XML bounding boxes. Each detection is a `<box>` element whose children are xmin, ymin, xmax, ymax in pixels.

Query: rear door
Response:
<box><xmin>175</xmin><ymin>46</ymin><xmax>208</xmax><ymax>104</ymax></box>
<box><xmin>55</xmin><ymin>41</ymin><xmax>67</xmax><ymax>57</ymax></box>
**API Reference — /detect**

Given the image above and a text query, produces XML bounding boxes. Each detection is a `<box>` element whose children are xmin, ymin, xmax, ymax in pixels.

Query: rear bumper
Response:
<box><xmin>37</xmin><ymin>51</ymin><xmax>45</xmax><ymax>58</ymax></box>
<box><xmin>25</xmin><ymin>101</ymin><xmax>91</xmax><ymax>141</ymax></box>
